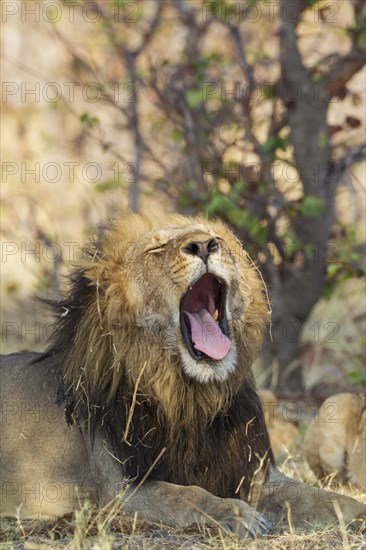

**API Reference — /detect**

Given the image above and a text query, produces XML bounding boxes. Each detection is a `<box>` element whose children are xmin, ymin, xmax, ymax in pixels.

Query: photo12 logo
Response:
<box><xmin>1</xmin><ymin>161</ymin><xmax>138</xmax><ymax>184</ymax></box>
<box><xmin>201</xmin><ymin>1</ymin><xmax>339</xmax><ymax>24</ymax></box>
<box><xmin>2</xmin><ymin>81</ymin><xmax>139</xmax><ymax>105</ymax></box>
<box><xmin>2</xmin><ymin>1</ymin><xmax>140</xmax><ymax>24</ymax></box>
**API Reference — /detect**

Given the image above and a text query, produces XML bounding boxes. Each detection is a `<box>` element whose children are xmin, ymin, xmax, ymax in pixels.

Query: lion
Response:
<box><xmin>305</xmin><ymin>393</ymin><xmax>366</xmax><ymax>489</ymax></box>
<box><xmin>1</xmin><ymin>213</ymin><xmax>365</xmax><ymax>537</ymax></box>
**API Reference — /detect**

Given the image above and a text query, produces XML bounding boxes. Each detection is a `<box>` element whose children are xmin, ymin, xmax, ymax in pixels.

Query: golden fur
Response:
<box><xmin>64</xmin><ymin>212</ymin><xmax>267</xmax><ymax>395</ymax></box>
<box><xmin>50</xmin><ymin>212</ymin><xmax>272</xmax><ymax>499</ymax></box>
<box><xmin>1</xmin><ymin>212</ymin><xmax>365</xmax><ymax>534</ymax></box>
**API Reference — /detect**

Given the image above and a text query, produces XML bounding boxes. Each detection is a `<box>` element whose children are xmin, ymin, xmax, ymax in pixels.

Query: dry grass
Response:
<box><xmin>1</xmin><ymin>458</ymin><xmax>365</xmax><ymax>550</ymax></box>
<box><xmin>1</xmin><ymin>514</ymin><xmax>365</xmax><ymax>550</ymax></box>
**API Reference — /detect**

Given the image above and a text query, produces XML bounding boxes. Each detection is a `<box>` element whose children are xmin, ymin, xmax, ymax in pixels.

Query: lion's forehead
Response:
<box><xmin>143</xmin><ymin>224</ymin><xmax>219</xmax><ymax>245</ymax></box>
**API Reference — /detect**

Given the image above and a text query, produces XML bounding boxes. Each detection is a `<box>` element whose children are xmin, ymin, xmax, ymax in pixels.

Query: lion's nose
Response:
<box><xmin>183</xmin><ymin>238</ymin><xmax>219</xmax><ymax>264</ymax></box>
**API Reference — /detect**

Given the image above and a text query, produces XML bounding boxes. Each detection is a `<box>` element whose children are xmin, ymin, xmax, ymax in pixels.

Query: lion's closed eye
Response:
<box><xmin>145</xmin><ymin>245</ymin><xmax>167</xmax><ymax>254</ymax></box>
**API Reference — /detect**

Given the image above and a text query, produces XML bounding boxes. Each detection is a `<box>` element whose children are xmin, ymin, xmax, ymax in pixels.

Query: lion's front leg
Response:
<box><xmin>121</xmin><ymin>480</ymin><xmax>272</xmax><ymax>538</ymax></box>
<box><xmin>84</xmin><ymin>427</ymin><xmax>271</xmax><ymax>538</ymax></box>
<box><xmin>252</xmin><ymin>467</ymin><xmax>366</xmax><ymax>531</ymax></box>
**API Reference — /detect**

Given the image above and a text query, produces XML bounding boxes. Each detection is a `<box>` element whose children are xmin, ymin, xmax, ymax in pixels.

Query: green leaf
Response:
<box><xmin>186</xmin><ymin>89</ymin><xmax>203</xmax><ymax>109</ymax></box>
<box><xmin>263</xmin><ymin>84</ymin><xmax>276</xmax><ymax>101</ymax></box>
<box><xmin>233</xmin><ymin>180</ymin><xmax>245</xmax><ymax>195</ymax></box>
<box><xmin>206</xmin><ymin>1</ymin><xmax>225</xmax><ymax>18</ymax></box>
<box><xmin>80</xmin><ymin>112</ymin><xmax>99</xmax><ymax>129</ymax></box>
<box><xmin>227</xmin><ymin>208</ymin><xmax>249</xmax><ymax>229</ymax></box>
<box><xmin>95</xmin><ymin>179</ymin><xmax>120</xmax><ymax>193</ymax></box>
<box><xmin>192</xmin><ymin>53</ymin><xmax>224</xmax><ymax>82</ymax></box>
<box><xmin>327</xmin><ymin>263</ymin><xmax>341</xmax><ymax>277</ymax></box>
<box><xmin>172</xmin><ymin>128</ymin><xmax>183</xmax><ymax>143</ymax></box>
<box><xmin>348</xmin><ymin>368</ymin><xmax>366</xmax><ymax>388</ymax></box>
<box><xmin>300</xmin><ymin>195</ymin><xmax>326</xmax><ymax>217</ymax></box>
<box><xmin>112</xmin><ymin>0</ymin><xmax>131</xmax><ymax>6</ymax></box>
<box><xmin>311</xmin><ymin>70</ymin><xmax>323</xmax><ymax>83</ymax></box>
<box><xmin>262</xmin><ymin>135</ymin><xmax>288</xmax><ymax>153</ymax></box>
<box><xmin>357</xmin><ymin>30</ymin><xmax>366</xmax><ymax>50</ymax></box>
<box><xmin>206</xmin><ymin>194</ymin><xmax>230</xmax><ymax>216</ymax></box>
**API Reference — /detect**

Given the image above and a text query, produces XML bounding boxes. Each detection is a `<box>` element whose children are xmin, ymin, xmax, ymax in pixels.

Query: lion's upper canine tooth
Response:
<box><xmin>213</xmin><ymin>310</ymin><xmax>219</xmax><ymax>321</ymax></box>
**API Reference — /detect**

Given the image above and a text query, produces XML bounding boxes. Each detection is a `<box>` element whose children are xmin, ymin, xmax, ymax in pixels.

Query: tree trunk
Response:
<box><xmin>262</xmin><ymin>1</ymin><xmax>339</xmax><ymax>394</ymax></box>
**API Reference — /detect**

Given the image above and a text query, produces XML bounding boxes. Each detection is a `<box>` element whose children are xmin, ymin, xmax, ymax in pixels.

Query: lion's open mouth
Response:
<box><xmin>180</xmin><ymin>273</ymin><xmax>231</xmax><ymax>361</ymax></box>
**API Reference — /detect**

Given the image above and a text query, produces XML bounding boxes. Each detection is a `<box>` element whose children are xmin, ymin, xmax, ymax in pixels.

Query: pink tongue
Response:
<box><xmin>184</xmin><ymin>309</ymin><xmax>231</xmax><ymax>360</ymax></box>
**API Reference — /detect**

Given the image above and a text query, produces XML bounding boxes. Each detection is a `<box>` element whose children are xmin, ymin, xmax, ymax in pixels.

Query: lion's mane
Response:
<box><xmin>43</xmin><ymin>213</ymin><xmax>273</xmax><ymax>499</ymax></box>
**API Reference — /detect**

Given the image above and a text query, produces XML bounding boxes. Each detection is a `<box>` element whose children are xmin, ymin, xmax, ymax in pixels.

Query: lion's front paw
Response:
<box><xmin>218</xmin><ymin>500</ymin><xmax>272</xmax><ymax>538</ymax></box>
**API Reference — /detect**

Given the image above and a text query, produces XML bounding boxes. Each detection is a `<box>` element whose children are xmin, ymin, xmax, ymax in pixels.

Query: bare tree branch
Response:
<box><xmin>173</xmin><ymin>0</ymin><xmax>214</xmax><ymax>32</ymax></box>
<box><xmin>134</xmin><ymin>3</ymin><xmax>163</xmax><ymax>56</ymax></box>
<box><xmin>227</xmin><ymin>24</ymin><xmax>256</xmax><ymax>90</ymax></box>
<box><xmin>324</xmin><ymin>1</ymin><xmax>366</xmax><ymax>96</ymax></box>
<box><xmin>124</xmin><ymin>51</ymin><xmax>143</xmax><ymax>212</ymax></box>
<box><xmin>326</xmin><ymin>49</ymin><xmax>366</xmax><ymax>97</ymax></box>
<box><xmin>97</xmin><ymin>2</ymin><xmax>164</xmax><ymax>211</ymax></box>
<box><xmin>337</xmin><ymin>142</ymin><xmax>366</xmax><ymax>175</ymax></box>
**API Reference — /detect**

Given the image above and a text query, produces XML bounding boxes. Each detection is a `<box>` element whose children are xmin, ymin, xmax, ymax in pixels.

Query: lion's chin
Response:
<box><xmin>179</xmin><ymin>344</ymin><xmax>237</xmax><ymax>383</ymax></box>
